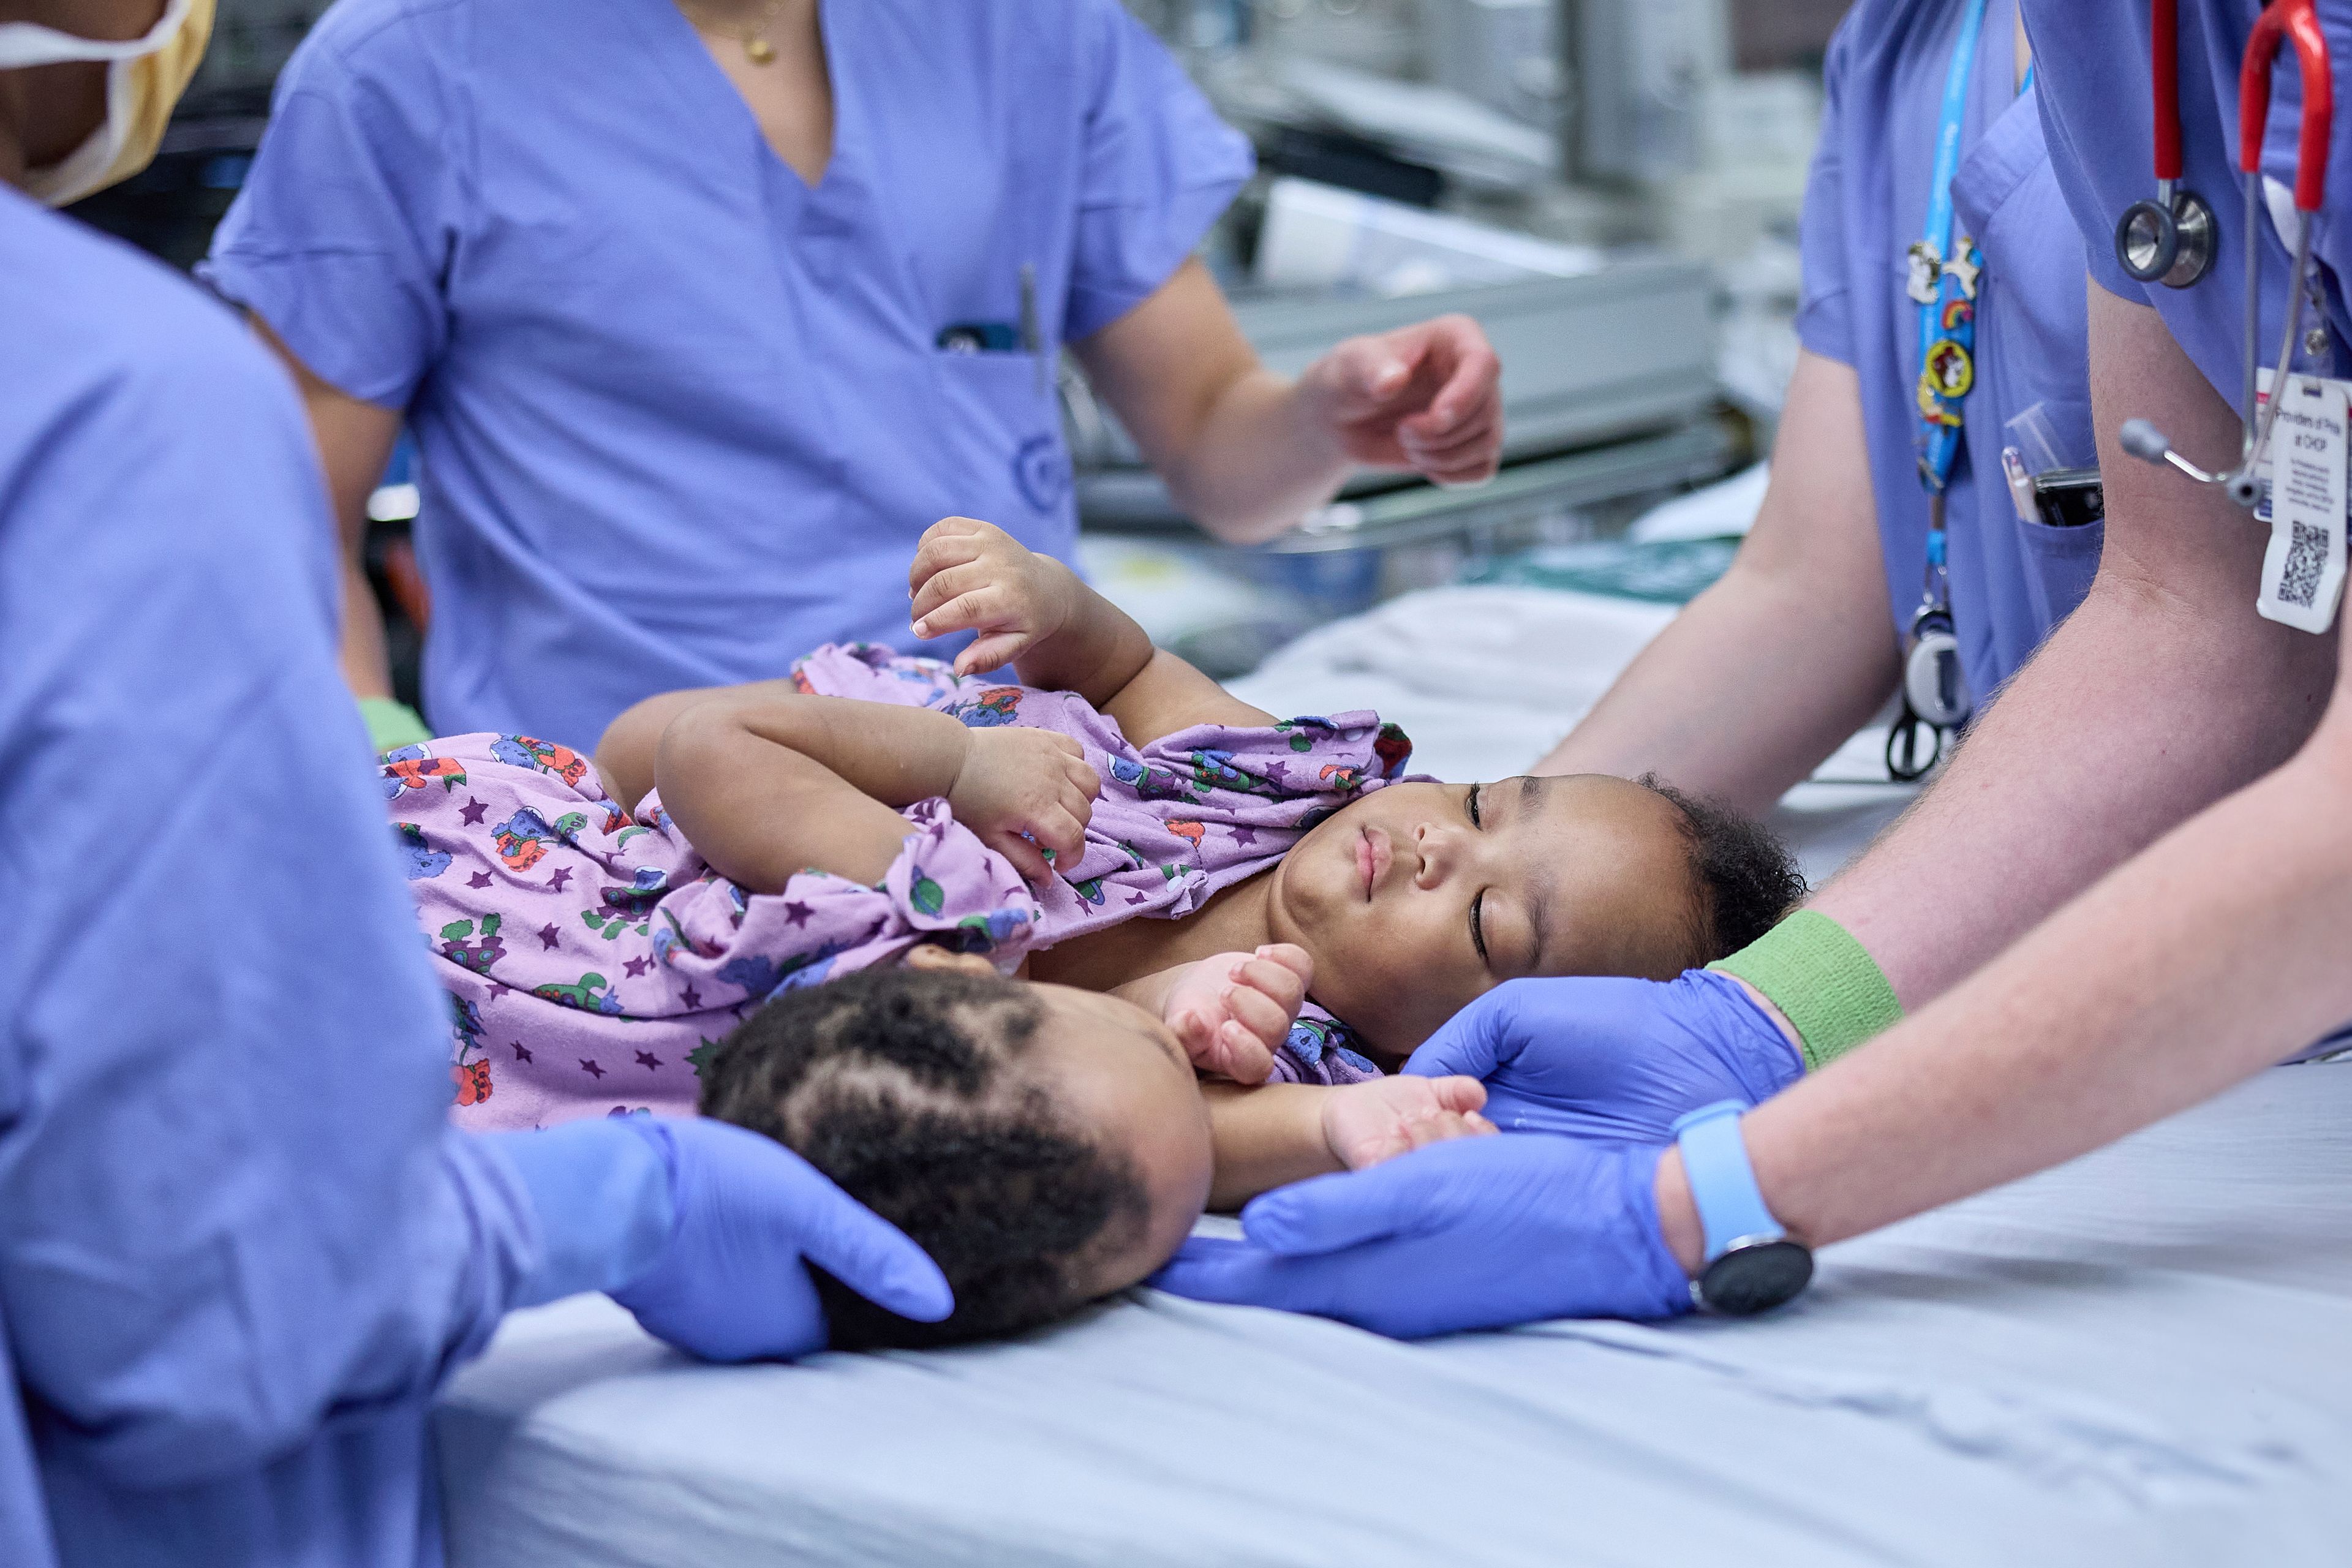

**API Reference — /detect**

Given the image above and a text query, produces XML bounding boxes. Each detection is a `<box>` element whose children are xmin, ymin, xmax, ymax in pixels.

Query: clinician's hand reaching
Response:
<box><xmin>1295</xmin><ymin>315</ymin><xmax>1505</xmax><ymax>488</ymax></box>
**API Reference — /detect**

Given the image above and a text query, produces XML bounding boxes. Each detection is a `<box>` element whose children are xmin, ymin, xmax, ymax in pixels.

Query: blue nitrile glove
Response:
<box><xmin>1151</xmin><ymin>1133</ymin><xmax>1690</xmax><ymax>1338</ymax></box>
<box><xmin>490</xmin><ymin>1118</ymin><xmax>952</xmax><ymax>1361</ymax></box>
<box><xmin>1404</xmin><ymin>971</ymin><xmax>1803</xmax><ymax>1145</ymax></box>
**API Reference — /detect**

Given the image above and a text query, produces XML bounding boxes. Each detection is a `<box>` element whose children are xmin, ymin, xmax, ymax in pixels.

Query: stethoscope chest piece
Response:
<box><xmin>2116</xmin><ymin>185</ymin><xmax>2218</xmax><ymax>287</ymax></box>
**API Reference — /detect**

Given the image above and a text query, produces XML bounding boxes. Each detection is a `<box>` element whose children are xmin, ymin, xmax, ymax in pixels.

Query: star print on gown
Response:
<box><xmin>385</xmin><ymin>662</ymin><xmax>1406</xmax><ymax>1131</ymax></box>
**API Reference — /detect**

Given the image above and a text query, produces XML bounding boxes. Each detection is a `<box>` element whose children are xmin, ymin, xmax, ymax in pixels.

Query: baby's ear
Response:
<box><xmin>902</xmin><ymin>943</ymin><xmax>999</xmax><ymax>977</ymax></box>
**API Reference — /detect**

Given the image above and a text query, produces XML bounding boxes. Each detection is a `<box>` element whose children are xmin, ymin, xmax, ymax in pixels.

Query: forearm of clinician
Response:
<box><xmin>1807</xmin><ymin>285</ymin><xmax>2336</xmax><ymax>1008</ymax></box>
<box><xmin>1073</xmin><ymin>259</ymin><xmax>1350</xmax><ymax>546</ymax></box>
<box><xmin>1671</xmin><ymin>723</ymin><xmax>2352</xmax><ymax>1267</ymax></box>
<box><xmin>1535</xmin><ymin>352</ymin><xmax>1898</xmax><ymax>812</ymax></box>
<box><xmin>249</xmin><ymin>315</ymin><xmax>404</xmax><ymax>699</ymax></box>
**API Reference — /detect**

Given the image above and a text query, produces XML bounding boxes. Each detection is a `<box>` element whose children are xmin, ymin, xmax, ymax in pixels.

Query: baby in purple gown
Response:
<box><xmin>385</xmin><ymin>519</ymin><xmax>1800</xmax><ymax>1344</ymax></box>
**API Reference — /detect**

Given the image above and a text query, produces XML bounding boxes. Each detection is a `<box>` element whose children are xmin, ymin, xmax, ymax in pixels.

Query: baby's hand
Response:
<box><xmin>948</xmin><ymin>726</ymin><xmax>1101</xmax><ymax>884</ymax></box>
<box><xmin>1322</xmin><ymin>1075</ymin><xmax>1497</xmax><ymax>1171</ymax></box>
<box><xmin>1163</xmin><ymin>944</ymin><xmax>1313</xmax><ymax>1087</ymax></box>
<box><xmin>910</xmin><ymin>516</ymin><xmax>1079</xmax><ymax>677</ymax></box>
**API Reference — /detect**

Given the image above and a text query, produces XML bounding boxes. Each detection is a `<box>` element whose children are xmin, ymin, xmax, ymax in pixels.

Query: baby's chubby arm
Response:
<box><xmin>597</xmin><ymin>685</ymin><xmax>1099</xmax><ymax>891</ymax></box>
<box><xmin>907</xmin><ymin>518</ymin><xmax>1275</xmax><ymax>745</ymax></box>
<box><xmin>1204</xmin><ymin>1076</ymin><xmax>1496</xmax><ymax>1212</ymax></box>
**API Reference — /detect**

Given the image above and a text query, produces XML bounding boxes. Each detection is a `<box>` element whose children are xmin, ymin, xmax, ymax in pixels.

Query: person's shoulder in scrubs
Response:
<box><xmin>0</xmin><ymin>184</ymin><xmax>526</xmax><ymax>1567</ymax></box>
<box><xmin>2028</xmin><ymin>0</ymin><xmax>2352</xmax><ymax>408</ymax></box>
<box><xmin>199</xmin><ymin>0</ymin><xmax>1253</xmax><ymax>750</ymax></box>
<box><xmin>1799</xmin><ymin>0</ymin><xmax>2100</xmax><ymax>707</ymax></box>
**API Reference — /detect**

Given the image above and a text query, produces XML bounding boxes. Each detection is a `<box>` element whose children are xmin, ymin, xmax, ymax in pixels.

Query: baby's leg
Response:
<box><xmin>1201</xmin><ymin>1076</ymin><xmax>1493</xmax><ymax>1211</ymax></box>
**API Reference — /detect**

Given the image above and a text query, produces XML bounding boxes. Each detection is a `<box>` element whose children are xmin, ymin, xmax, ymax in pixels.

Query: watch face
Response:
<box><xmin>1698</xmin><ymin>1240</ymin><xmax>1814</xmax><ymax>1316</ymax></box>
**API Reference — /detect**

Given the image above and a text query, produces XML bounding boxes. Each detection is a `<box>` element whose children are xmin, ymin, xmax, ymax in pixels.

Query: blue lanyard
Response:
<box><xmin>1912</xmin><ymin>0</ymin><xmax>1988</xmax><ymax>498</ymax></box>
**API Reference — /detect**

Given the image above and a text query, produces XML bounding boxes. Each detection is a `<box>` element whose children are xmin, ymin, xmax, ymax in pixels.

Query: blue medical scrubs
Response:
<box><xmin>2029</xmin><ymin>0</ymin><xmax>2352</xmax><ymax>414</ymax></box>
<box><xmin>0</xmin><ymin>184</ymin><xmax>551</xmax><ymax>1567</ymax></box>
<box><xmin>1802</xmin><ymin>0</ymin><xmax>2104</xmax><ymax>708</ymax></box>
<box><xmin>200</xmin><ymin>0</ymin><xmax>1253</xmax><ymax>749</ymax></box>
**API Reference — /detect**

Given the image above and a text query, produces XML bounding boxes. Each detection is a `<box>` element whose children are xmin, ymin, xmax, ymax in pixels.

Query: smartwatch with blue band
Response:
<box><xmin>1671</xmin><ymin>1100</ymin><xmax>1814</xmax><ymax>1316</ymax></box>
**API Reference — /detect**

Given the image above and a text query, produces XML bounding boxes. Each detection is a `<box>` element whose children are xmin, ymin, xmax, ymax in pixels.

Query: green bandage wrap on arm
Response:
<box><xmin>360</xmin><ymin>697</ymin><xmax>432</xmax><ymax>755</ymax></box>
<box><xmin>1708</xmin><ymin>909</ymin><xmax>1901</xmax><ymax>1071</ymax></box>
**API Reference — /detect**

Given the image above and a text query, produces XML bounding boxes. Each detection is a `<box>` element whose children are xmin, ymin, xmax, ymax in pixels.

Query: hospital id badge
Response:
<box><xmin>2253</xmin><ymin>369</ymin><xmax>2350</xmax><ymax>633</ymax></box>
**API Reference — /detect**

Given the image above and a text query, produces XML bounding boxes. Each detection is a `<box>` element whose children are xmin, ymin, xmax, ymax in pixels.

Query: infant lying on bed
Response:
<box><xmin>384</xmin><ymin>518</ymin><xmax>1800</xmax><ymax>1342</ymax></box>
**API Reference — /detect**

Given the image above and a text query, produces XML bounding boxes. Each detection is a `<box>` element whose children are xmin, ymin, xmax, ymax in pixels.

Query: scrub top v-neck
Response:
<box><xmin>204</xmin><ymin>0</ymin><xmax>1252</xmax><ymax>748</ymax></box>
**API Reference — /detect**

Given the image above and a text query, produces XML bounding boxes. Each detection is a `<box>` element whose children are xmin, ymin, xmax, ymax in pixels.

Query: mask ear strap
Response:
<box><xmin>0</xmin><ymin>0</ymin><xmax>192</xmax><ymax>66</ymax></box>
<box><xmin>20</xmin><ymin>56</ymin><xmax>132</xmax><ymax>205</ymax></box>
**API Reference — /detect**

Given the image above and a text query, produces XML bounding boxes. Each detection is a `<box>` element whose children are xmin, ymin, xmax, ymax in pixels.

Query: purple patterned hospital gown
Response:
<box><xmin>385</xmin><ymin>644</ymin><xmax>1412</xmax><ymax>1130</ymax></box>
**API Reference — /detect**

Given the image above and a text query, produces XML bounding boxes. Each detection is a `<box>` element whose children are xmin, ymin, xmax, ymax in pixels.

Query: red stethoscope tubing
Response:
<box><xmin>2239</xmin><ymin>0</ymin><xmax>2332</xmax><ymax>211</ymax></box>
<box><xmin>2155</xmin><ymin>0</ymin><xmax>2185</xmax><ymax>180</ymax></box>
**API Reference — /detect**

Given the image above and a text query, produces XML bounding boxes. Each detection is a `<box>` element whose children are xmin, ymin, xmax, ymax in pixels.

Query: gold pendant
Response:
<box><xmin>745</xmin><ymin>34</ymin><xmax>776</xmax><ymax>63</ymax></box>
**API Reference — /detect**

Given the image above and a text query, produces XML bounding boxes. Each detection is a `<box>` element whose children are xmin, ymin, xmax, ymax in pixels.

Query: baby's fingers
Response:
<box><xmin>914</xmin><ymin>586</ymin><xmax>1014</xmax><ymax>641</ymax></box>
<box><xmin>1403</xmin><ymin>1109</ymin><xmax>1496</xmax><ymax>1152</ymax></box>
<box><xmin>1251</xmin><ymin>943</ymin><xmax>1313</xmax><ymax>989</ymax></box>
<box><xmin>1229</xmin><ymin>954</ymin><xmax>1308</xmax><ymax>1019</ymax></box>
<box><xmin>911</xmin><ymin>560</ymin><xmax>998</xmax><ymax>626</ymax></box>
<box><xmin>985</xmin><ymin>827</ymin><xmax>1053</xmax><ymax>885</ymax></box>
<box><xmin>1218</xmin><ymin>976</ymin><xmax>1296</xmax><ymax>1046</ymax></box>
<box><xmin>1422</xmin><ymin>1074</ymin><xmax>1488</xmax><ymax>1115</ymax></box>
<box><xmin>908</xmin><ymin>521</ymin><xmax>990</xmax><ymax>593</ymax></box>
<box><xmin>1061</xmin><ymin>753</ymin><xmax>1104</xmax><ymax>801</ymax></box>
<box><xmin>953</xmin><ymin>631</ymin><xmax>1030</xmax><ymax>676</ymax></box>
<box><xmin>1030</xmin><ymin>804</ymin><xmax>1088</xmax><ymax>864</ymax></box>
<box><xmin>1203</xmin><ymin>1021</ymin><xmax>1276</xmax><ymax>1086</ymax></box>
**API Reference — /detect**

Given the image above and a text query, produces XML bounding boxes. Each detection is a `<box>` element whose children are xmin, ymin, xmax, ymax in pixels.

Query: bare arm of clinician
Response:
<box><xmin>1076</xmin><ymin>259</ymin><xmax>1502</xmax><ymax>546</ymax></box>
<box><xmin>1801</xmin><ymin>284</ymin><xmax>2337</xmax><ymax>1008</ymax></box>
<box><xmin>1649</xmin><ymin>288</ymin><xmax>2352</xmax><ymax>1264</ymax></box>
<box><xmin>249</xmin><ymin>317</ymin><xmax>404</xmax><ymax>701</ymax></box>
<box><xmin>1532</xmin><ymin>352</ymin><xmax>1899</xmax><ymax>813</ymax></box>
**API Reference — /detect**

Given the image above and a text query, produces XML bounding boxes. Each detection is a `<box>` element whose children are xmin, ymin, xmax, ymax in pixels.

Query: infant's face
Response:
<box><xmin>1267</xmin><ymin>775</ymin><xmax>1702</xmax><ymax>1058</ymax></box>
<box><xmin>1021</xmin><ymin>984</ymin><xmax>1214</xmax><ymax>1297</ymax></box>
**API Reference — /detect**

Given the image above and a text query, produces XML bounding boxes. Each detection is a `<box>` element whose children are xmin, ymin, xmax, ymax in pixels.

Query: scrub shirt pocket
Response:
<box><xmin>2016</xmin><ymin>509</ymin><xmax>2105</xmax><ymax>631</ymax></box>
<box><xmin>931</xmin><ymin>351</ymin><xmax>1072</xmax><ymax>529</ymax></box>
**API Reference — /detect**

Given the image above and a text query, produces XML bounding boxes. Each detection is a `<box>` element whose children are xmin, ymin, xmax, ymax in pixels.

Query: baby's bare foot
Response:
<box><xmin>1321</xmin><ymin>1074</ymin><xmax>1498</xmax><ymax>1171</ymax></box>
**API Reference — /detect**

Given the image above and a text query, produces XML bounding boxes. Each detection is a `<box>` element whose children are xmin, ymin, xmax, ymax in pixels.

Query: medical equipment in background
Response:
<box><xmin>2118</xmin><ymin>0</ymin><xmax>2333</xmax><ymax>516</ymax></box>
<box><xmin>1562</xmin><ymin>0</ymin><xmax>1722</xmax><ymax>186</ymax></box>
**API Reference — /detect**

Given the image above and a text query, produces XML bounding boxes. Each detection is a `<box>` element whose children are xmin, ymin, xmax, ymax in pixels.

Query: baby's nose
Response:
<box><xmin>1411</xmin><ymin>821</ymin><xmax>1456</xmax><ymax>888</ymax></box>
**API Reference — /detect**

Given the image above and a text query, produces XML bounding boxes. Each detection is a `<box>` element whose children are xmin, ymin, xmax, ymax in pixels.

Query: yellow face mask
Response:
<box><xmin>0</xmin><ymin>0</ymin><xmax>218</xmax><ymax>208</ymax></box>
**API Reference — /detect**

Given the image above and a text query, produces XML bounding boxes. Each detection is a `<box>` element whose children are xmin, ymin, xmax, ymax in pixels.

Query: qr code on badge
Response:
<box><xmin>2280</xmin><ymin>521</ymin><xmax>2329</xmax><ymax>608</ymax></box>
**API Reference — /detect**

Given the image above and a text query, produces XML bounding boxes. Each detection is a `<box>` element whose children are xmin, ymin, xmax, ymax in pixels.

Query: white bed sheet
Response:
<box><xmin>439</xmin><ymin>1066</ymin><xmax>2352</xmax><ymax>1566</ymax></box>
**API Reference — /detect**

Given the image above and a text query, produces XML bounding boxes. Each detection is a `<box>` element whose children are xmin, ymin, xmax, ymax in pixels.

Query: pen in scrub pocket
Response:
<box><xmin>2000</xmin><ymin>446</ymin><xmax>2038</xmax><ymax>524</ymax></box>
<box><xmin>1020</xmin><ymin>262</ymin><xmax>1044</xmax><ymax>396</ymax></box>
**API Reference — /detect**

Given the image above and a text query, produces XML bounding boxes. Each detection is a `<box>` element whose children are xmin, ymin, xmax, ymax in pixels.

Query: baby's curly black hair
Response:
<box><xmin>699</xmin><ymin>964</ymin><xmax>1149</xmax><ymax>1350</ymax></box>
<box><xmin>1640</xmin><ymin>775</ymin><xmax>1807</xmax><ymax>967</ymax></box>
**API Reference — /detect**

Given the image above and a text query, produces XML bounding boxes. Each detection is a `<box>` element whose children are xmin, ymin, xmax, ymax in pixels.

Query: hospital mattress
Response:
<box><xmin>438</xmin><ymin>1064</ymin><xmax>2352</xmax><ymax>1566</ymax></box>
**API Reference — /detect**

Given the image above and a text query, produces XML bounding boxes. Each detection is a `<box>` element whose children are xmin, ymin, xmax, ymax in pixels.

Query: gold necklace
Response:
<box><xmin>677</xmin><ymin>0</ymin><xmax>790</xmax><ymax>64</ymax></box>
